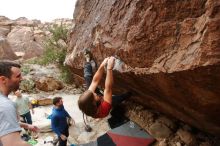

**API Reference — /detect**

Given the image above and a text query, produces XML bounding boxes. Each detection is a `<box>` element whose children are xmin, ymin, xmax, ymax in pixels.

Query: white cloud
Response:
<box><xmin>0</xmin><ymin>0</ymin><xmax>77</xmax><ymax>22</ymax></box>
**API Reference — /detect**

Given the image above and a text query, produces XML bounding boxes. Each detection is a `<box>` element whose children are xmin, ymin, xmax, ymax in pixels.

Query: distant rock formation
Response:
<box><xmin>35</xmin><ymin>76</ymin><xmax>64</xmax><ymax>92</ymax></box>
<box><xmin>0</xmin><ymin>16</ymin><xmax>73</xmax><ymax>60</ymax></box>
<box><xmin>0</xmin><ymin>37</ymin><xmax>17</xmax><ymax>60</ymax></box>
<box><xmin>65</xmin><ymin>0</ymin><xmax>220</xmax><ymax>136</ymax></box>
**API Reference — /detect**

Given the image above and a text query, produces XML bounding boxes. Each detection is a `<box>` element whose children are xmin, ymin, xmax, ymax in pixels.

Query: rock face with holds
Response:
<box><xmin>65</xmin><ymin>0</ymin><xmax>220</xmax><ymax>136</ymax></box>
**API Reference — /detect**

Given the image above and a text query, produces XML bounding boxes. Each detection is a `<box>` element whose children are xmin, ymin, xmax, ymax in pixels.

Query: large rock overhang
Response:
<box><xmin>66</xmin><ymin>0</ymin><xmax>220</xmax><ymax>135</ymax></box>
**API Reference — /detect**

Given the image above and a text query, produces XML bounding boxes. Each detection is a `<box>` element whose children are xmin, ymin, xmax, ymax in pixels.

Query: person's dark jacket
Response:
<box><xmin>51</xmin><ymin>105</ymin><xmax>70</xmax><ymax>136</ymax></box>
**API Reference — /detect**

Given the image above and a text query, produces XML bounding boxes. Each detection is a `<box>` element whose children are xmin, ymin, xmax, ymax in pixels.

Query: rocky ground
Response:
<box><xmin>124</xmin><ymin>101</ymin><xmax>220</xmax><ymax>146</ymax></box>
<box><xmin>10</xmin><ymin>91</ymin><xmax>110</xmax><ymax>146</ymax></box>
<box><xmin>10</xmin><ymin>63</ymin><xmax>219</xmax><ymax>146</ymax></box>
<box><xmin>18</xmin><ymin>92</ymin><xmax>110</xmax><ymax>146</ymax></box>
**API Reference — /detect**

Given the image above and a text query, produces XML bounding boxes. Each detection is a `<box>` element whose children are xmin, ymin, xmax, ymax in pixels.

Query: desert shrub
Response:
<box><xmin>34</xmin><ymin>24</ymin><xmax>74</xmax><ymax>84</ymax></box>
<box><xmin>21</xmin><ymin>65</ymin><xmax>31</xmax><ymax>75</ymax></box>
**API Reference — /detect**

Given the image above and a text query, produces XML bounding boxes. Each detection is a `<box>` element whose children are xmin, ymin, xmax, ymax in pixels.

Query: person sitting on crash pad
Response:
<box><xmin>78</xmin><ymin>56</ymin><xmax>132</xmax><ymax>118</ymax></box>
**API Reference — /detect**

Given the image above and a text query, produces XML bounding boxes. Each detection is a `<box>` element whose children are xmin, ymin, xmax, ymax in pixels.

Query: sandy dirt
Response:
<box><xmin>11</xmin><ymin>92</ymin><xmax>110</xmax><ymax>146</ymax></box>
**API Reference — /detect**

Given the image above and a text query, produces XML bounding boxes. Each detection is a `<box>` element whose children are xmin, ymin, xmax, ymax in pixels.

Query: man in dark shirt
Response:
<box><xmin>51</xmin><ymin>97</ymin><xmax>73</xmax><ymax>146</ymax></box>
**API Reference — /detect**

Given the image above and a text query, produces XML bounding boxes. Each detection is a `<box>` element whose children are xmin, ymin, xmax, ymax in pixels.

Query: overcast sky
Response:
<box><xmin>0</xmin><ymin>0</ymin><xmax>77</xmax><ymax>22</ymax></box>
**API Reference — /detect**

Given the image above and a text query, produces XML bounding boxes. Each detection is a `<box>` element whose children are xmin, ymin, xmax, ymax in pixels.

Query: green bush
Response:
<box><xmin>20</xmin><ymin>79</ymin><xmax>35</xmax><ymax>92</ymax></box>
<box><xmin>59</xmin><ymin>65</ymin><xmax>74</xmax><ymax>84</ymax></box>
<box><xmin>34</xmin><ymin>24</ymin><xmax>74</xmax><ymax>84</ymax></box>
<box><xmin>21</xmin><ymin>65</ymin><xmax>31</xmax><ymax>75</ymax></box>
<box><xmin>49</xmin><ymin>24</ymin><xmax>68</xmax><ymax>42</ymax></box>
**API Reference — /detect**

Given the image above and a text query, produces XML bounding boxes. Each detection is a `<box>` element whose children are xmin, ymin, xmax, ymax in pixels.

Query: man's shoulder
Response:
<box><xmin>14</xmin><ymin>98</ymin><xmax>19</xmax><ymax>102</ymax></box>
<box><xmin>0</xmin><ymin>94</ymin><xmax>7</xmax><ymax>102</ymax></box>
<box><xmin>50</xmin><ymin>112</ymin><xmax>59</xmax><ymax>121</ymax></box>
<box><xmin>51</xmin><ymin>109</ymin><xmax>59</xmax><ymax>117</ymax></box>
<box><xmin>23</xmin><ymin>96</ymin><xmax>29</xmax><ymax>100</ymax></box>
<box><xmin>15</xmin><ymin>97</ymin><xmax>26</xmax><ymax>103</ymax></box>
<box><xmin>0</xmin><ymin>96</ymin><xmax>14</xmax><ymax>108</ymax></box>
